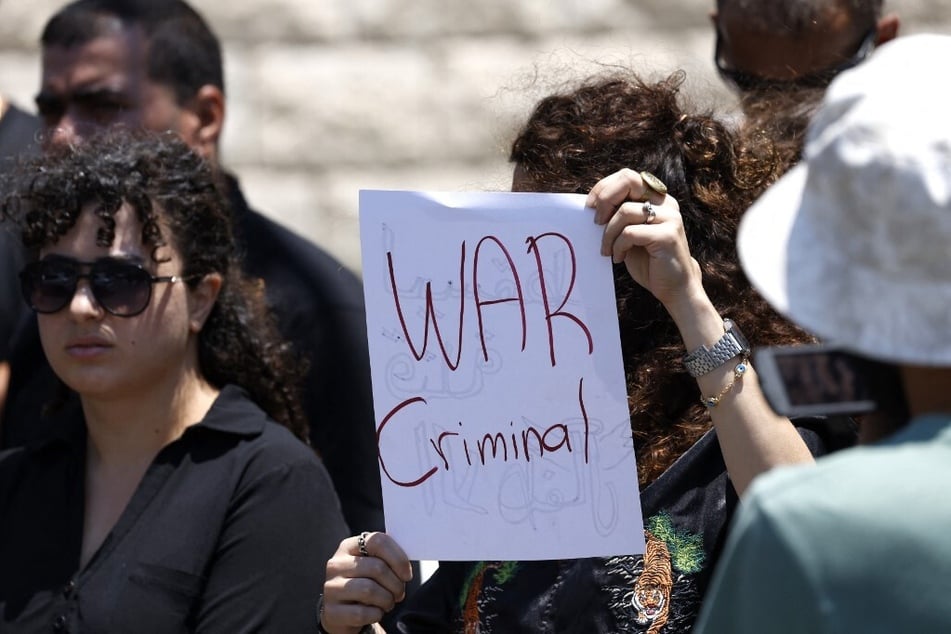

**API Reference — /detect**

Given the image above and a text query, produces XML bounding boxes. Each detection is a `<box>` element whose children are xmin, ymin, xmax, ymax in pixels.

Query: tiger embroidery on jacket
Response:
<box><xmin>628</xmin><ymin>530</ymin><xmax>672</xmax><ymax>633</ymax></box>
<box><xmin>605</xmin><ymin>512</ymin><xmax>706</xmax><ymax>632</ymax></box>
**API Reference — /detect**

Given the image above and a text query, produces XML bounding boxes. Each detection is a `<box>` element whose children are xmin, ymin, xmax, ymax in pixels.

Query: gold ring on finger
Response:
<box><xmin>640</xmin><ymin>170</ymin><xmax>668</xmax><ymax>196</ymax></box>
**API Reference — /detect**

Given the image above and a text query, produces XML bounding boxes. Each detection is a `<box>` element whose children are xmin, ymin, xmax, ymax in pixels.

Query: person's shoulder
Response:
<box><xmin>0</xmin><ymin>102</ymin><xmax>40</xmax><ymax>161</ymax></box>
<box><xmin>242</xmin><ymin>207</ymin><xmax>337</xmax><ymax>265</ymax></box>
<box><xmin>0</xmin><ymin>102</ymin><xmax>40</xmax><ymax>135</ymax></box>
<box><xmin>748</xmin><ymin>444</ymin><xmax>887</xmax><ymax>507</ymax></box>
<box><xmin>237</xmin><ymin>421</ymin><xmax>340</xmax><ymax>514</ymax></box>
<box><xmin>745</xmin><ymin>419</ymin><xmax>951</xmax><ymax>533</ymax></box>
<box><xmin>254</xmin><ymin>417</ymin><xmax>323</xmax><ymax>465</ymax></box>
<box><xmin>201</xmin><ymin>385</ymin><xmax>320</xmax><ymax>467</ymax></box>
<box><xmin>745</xmin><ymin>456</ymin><xmax>856</xmax><ymax>514</ymax></box>
<box><xmin>239</xmin><ymin>204</ymin><xmax>363</xmax><ymax>305</ymax></box>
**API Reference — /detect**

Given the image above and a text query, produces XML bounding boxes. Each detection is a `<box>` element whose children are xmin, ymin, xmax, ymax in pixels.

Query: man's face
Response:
<box><xmin>715</xmin><ymin>4</ymin><xmax>867</xmax><ymax>85</ymax></box>
<box><xmin>37</xmin><ymin>26</ymin><xmax>192</xmax><ymax>149</ymax></box>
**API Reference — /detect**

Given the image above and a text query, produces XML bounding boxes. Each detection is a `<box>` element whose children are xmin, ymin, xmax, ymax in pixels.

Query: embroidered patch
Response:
<box><xmin>459</xmin><ymin>561</ymin><xmax>518</xmax><ymax>633</ymax></box>
<box><xmin>606</xmin><ymin>513</ymin><xmax>705</xmax><ymax>632</ymax></box>
<box><xmin>646</xmin><ymin>512</ymin><xmax>705</xmax><ymax>575</ymax></box>
<box><xmin>631</xmin><ymin>531</ymin><xmax>673</xmax><ymax>631</ymax></box>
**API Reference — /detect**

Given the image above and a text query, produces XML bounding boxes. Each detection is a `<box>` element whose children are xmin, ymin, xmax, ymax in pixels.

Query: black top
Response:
<box><xmin>2</xmin><ymin>176</ymin><xmax>384</xmax><ymax>536</ymax></box>
<box><xmin>0</xmin><ymin>103</ymin><xmax>39</xmax><ymax>358</ymax></box>
<box><xmin>394</xmin><ymin>422</ymin><xmax>833</xmax><ymax>633</ymax></box>
<box><xmin>0</xmin><ymin>385</ymin><xmax>348</xmax><ymax>633</ymax></box>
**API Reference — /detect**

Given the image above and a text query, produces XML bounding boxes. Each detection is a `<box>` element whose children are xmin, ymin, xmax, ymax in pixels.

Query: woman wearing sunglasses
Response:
<box><xmin>0</xmin><ymin>130</ymin><xmax>348</xmax><ymax>632</ymax></box>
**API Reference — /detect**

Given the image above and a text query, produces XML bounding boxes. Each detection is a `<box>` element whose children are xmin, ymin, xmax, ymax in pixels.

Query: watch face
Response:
<box><xmin>725</xmin><ymin>320</ymin><xmax>751</xmax><ymax>353</ymax></box>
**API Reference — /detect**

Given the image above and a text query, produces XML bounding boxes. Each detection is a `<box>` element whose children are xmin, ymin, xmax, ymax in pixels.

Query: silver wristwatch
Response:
<box><xmin>683</xmin><ymin>319</ymin><xmax>751</xmax><ymax>377</ymax></box>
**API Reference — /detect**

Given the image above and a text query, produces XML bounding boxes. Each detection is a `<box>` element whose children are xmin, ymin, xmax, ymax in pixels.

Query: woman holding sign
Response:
<box><xmin>319</xmin><ymin>72</ymin><xmax>837</xmax><ymax>633</ymax></box>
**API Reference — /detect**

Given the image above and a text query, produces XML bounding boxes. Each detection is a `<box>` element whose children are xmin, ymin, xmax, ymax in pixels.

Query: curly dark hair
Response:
<box><xmin>510</xmin><ymin>71</ymin><xmax>813</xmax><ymax>488</ymax></box>
<box><xmin>0</xmin><ymin>130</ymin><xmax>308</xmax><ymax>440</ymax></box>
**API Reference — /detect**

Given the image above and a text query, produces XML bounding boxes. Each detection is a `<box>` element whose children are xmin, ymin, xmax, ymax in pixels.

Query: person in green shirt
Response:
<box><xmin>695</xmin><ymin>33</ymin><xmax>951</xmax><ymax>634</ymax></box>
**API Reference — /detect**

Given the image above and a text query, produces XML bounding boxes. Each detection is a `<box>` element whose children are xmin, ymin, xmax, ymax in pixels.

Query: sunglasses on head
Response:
<box><xmin>715</xmin><ymin>27</ymin><xmax>878</xmax><ymax>92</ymax></box>
<box><xmin>19</xmin><ymin>255</ymin><xmax>191</xmax><ymax>317</ymax></box>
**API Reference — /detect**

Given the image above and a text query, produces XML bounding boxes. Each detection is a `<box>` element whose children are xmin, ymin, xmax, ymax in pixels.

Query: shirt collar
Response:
<box><xmin>191</xmin><ymin>384</ymin><xmax>268</xmax><ymax>437</ymax></box>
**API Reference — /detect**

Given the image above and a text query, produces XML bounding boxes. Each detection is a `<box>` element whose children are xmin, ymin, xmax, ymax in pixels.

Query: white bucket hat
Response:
<box><xmin>738</xmin><ymin>33</ymin><xmax>951</xmax><ymax>366</ymax></box>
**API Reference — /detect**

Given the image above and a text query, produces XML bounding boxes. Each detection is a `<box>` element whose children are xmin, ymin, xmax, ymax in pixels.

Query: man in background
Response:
<box><xmin>712</xmin><ymin>0</ymin><xmax>899</xmax><ymax>94</ymax></box>
<box><xmin>3</xmin><ymin>0</ymin><xmax>383</xmax><ymax>537</ymax></box>
<box><xmin>709</xmin><ymin>1</ymin><xmax>899</xmax><ymax>451</ymax></box>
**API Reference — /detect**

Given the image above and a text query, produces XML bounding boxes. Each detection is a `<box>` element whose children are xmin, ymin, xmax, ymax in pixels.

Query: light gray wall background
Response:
<box><xmin>0</xmin><ymin>0</ymin><xmax>944</xmax><ymax>272</ymax></box>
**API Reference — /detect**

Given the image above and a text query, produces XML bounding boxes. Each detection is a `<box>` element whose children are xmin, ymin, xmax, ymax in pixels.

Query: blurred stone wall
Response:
<box><xmin>0</xmin><ymin>0</ymin><xmax>945</xmax><ymax>271</ymax></box>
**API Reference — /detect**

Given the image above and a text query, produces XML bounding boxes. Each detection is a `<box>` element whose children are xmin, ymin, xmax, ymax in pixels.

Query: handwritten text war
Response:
<box><xmin>378</xmin><ymin>231</ymin><xmax>601</xmax><ymax>488</ymax></box>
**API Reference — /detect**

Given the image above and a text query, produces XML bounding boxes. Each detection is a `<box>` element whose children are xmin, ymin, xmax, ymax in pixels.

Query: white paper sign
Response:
<box><xmin>359</xmin><ymin>190</ymin><xmax>644</xmax><ymax>561</ymax></box>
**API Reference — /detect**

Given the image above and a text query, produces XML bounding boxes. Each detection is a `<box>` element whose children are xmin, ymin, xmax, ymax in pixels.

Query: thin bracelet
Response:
<box><xmin>701</xmin><ymin>356</ymin><xmax>749</xmax><ymax>408</ymax></box>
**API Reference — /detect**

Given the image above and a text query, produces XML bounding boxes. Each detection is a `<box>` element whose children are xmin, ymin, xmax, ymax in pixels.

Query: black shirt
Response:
<box><xmin>0</xmin><ymin>385</ymin><xmax>348</xmax><ymax>633</ymax></box>
<box><xmin>2</xmin><ymin>176</ymin><xmax>384</xmax><ymax>536</ymax></box>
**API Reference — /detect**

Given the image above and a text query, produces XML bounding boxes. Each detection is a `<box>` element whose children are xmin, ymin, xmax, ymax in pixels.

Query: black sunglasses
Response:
<box><xmin>19</xmin><ymin>255</ymin><xmax>191</xmax><ymax>317</ymax></box>
<box><xmin>715</xmin><ymin>27</ymin><xmax>878</xmax><ymax>92</ymax></box>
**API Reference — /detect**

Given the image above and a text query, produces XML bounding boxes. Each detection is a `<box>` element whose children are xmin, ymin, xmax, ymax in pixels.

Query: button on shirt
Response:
<box><xmin>0</xmin><ymin>385</ymin><xmax>349</xmax><ymax>633</ymax></box>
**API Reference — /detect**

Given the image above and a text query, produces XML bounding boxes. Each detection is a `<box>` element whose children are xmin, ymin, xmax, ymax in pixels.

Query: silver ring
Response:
<box><xmin>358</xmin><ymin>531</ymin><xmax>370</xmax><ymax>557</ymax></box>
<box><xmin>643</xmin><ymin>200</ymin><xmax>657</xmax><ymax>225</ymax></box>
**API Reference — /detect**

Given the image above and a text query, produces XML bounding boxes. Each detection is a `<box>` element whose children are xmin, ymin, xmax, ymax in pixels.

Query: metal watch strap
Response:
<box><xmin>683</xmin><ymin>319</ymin><xmax>750</xmax><ymax>377</ymax></box>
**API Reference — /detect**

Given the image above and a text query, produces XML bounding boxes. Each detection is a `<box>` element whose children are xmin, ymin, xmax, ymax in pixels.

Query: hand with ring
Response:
<box><xmin>321</xmin><ymin>532</ymin><xmax>413</xmax><ymax>634</ymax></box>
<box><xmin>586</xmin><ymin>167</ymin><xmax>703</xmax><ymax>314</ymax></box>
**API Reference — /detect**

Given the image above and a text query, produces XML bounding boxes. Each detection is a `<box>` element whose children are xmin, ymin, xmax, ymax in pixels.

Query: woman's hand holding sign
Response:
<box><xmin>587</xmin><ymin>167</ymin><xmax>703</xmax><ymax>317</ymax></box>
<box><xmin>320</xmin><ymin>532</ymin><xmax>412</xmax><ymax>634</ymax></box>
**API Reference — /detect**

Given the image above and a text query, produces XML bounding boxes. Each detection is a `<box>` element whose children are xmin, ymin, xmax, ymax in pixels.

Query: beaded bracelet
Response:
<box><xmin>702</xmin><ymin>356</ymin><xmax>749</xmax><ymax>408</ymax></box>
